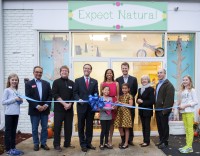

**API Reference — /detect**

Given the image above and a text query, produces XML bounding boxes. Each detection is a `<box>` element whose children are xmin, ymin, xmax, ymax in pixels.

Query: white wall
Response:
<box><xmin>3</xmin><ymin>9</ymin><xmax>36</xmax><ymax>132</ymax></box>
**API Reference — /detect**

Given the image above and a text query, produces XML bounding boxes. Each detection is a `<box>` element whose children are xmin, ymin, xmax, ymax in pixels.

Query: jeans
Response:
<box><xmin>182</xmin><ymin>113</ymin><xmax>194</xmax><ymax>148</ymax></box>
<box><xmin>30</xmin><ymin>114</ymin><xmax>48</xmax><ymax>145</ymax></box>
<box><xmin>5</xmin><ymin>115</ymin><xmax>19</xmax><ymax>151</ymax></box>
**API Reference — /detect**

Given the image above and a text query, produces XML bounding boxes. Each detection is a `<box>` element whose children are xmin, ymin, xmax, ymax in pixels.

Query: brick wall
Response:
<box><xmin>3</xmin><ymin>9</ymin><xmax>36</xmax><ymax>133</ymax></box>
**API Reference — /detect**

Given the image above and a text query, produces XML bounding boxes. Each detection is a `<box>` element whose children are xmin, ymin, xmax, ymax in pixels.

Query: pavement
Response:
<box><xmin>1</xmin><ymin>137</ymin><xmax>166</xmax><ymax>156</ymax></box>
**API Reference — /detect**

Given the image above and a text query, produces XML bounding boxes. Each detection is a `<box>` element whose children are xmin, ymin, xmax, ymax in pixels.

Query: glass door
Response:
<box><xmin>72</xmin><ymin>59</ymin><xmax>110</xmax><ymax>134</ymax></box>
<box><xmin>111</xmin><ymin>59</ymin><xmax>164</xmax><ymax>132</ymax></box>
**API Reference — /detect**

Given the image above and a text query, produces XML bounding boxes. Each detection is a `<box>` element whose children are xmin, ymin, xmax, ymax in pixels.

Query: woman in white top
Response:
<box><xmin>178</xmin><ymin>75</ymin><xmax>198</xmax><ymax>154</ymax></box>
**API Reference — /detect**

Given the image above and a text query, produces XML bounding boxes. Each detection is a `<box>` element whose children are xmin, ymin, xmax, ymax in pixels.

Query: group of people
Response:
<box><xmin>2</xmin><ymin>62</ymin><xmax>198</xmax><ymax>155</ymax></box>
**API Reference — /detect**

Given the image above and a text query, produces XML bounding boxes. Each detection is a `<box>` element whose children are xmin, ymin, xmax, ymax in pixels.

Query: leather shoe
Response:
<box><xmin>158</xmin><ymin>143</ymin><xmax>168</xmax><ymax>149</ymax></box>
<box><xmin>34</xmin><ymin>145</ymin><xmax>39</xmax><ymax>151</ymax></box>
<box><xmin>81</xmin><ymin>147</ymin><xmax>88</xmax><ymax>152</ymax></box>
<box><xmin>41</xmin><ymin>144</ymin><xmax>50</xmax><ymax>150</ymax></box>
<box><xmin>54</xmin><ymin>146</ymin><xmax>62</xmax><ymax>152</ymax></box>
<box><xmin>128</xmin><ymin>141</ymin><xmax>134</xmax><ymax>146</ymax></box>
<box><xmin>155</xmin><ymin>142</ymin><xmax>162</xmax><ymax>146</ymax></box>
<box><xmin>64</xmin><ymin>144</ymin><xmax>75</xmax><ymax>149</ymax></box>
<box><xmin>141</xmin><ymin>143</ymin><xmax>149</xmax><ymax>147</ymax></box>
<box><xmin>87</xmin><ymin>144</ymin><xmax>96</xmax><ymax>150</ymax></box>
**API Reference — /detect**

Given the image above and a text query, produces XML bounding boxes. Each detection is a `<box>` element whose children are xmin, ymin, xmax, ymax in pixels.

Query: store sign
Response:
<box><xmin>68</xmin><ymin>1</ymin><xmax>167</xmax><ymax>30</ymax></box>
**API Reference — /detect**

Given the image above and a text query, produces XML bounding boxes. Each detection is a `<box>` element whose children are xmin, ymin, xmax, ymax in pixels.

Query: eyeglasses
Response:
<box><xmin>34</xmin><ymin>71</ymin><xmax>43</xmax><ymax>74</ymax></box>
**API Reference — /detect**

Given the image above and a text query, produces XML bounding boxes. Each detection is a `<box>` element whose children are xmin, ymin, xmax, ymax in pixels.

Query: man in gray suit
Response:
<box><xmin>155</xmin><ymin>68</ymin><xmax>175</xmax><ymax>149</ymax></box>
<box><xmin>116</xmin><ymin>62</ymin><xmax>138</xmax><ymax>146</ymax></box>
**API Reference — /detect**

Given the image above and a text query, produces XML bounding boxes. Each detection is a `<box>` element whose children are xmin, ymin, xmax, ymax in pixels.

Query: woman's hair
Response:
<box><xmin>141</xmin><ymin>75</ymin><xmax>151</xmax><ymax>84</ymax></box>
<box><xmin>181</xmin><ymin>75</ymin><xmax>194</xmax><ymax>91</ymax></box>
<box><xmin>103</xmin><ymin>69</ymin><xmax>115</xmax><ymax>82</ymax></box>
<box><xmin>6</xmin><ymin>73</ymin><xmax>19</xmax><ymax>90</ymax></box>
<box><xmin>122</xmin><ymin>83</ymin><xmax>130</xmax><ymax>89</ymax></box>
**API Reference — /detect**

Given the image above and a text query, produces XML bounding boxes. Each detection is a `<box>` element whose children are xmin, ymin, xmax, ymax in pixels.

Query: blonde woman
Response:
<box><xmin>137</xmin><ymin>75</ymin><xmax>155</xmax><ymax>147</ymax></box>
<box><xmin>178</xmin><ymin>75</ymin><xmax>198</xmax><ymax>154</ymax></box>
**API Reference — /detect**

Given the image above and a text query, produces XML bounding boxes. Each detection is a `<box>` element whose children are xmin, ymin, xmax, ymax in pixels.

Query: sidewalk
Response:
<box><xmin>1</xmin><ymin>136</ymin><xmax>166</xmax><ymax>156</ymax></box>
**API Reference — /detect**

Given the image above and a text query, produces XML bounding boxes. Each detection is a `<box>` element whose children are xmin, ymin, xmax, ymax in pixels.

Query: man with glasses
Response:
<box><xmin>155</xmin><ymin>68</ymin><xmax>175</xmax><ymax>149</ymax></box>
<box><xmin>52</xmin><ymin>66</ymin><xmax>75</xmax><ymax>152</ymax></box>
<box><xmin>25</xmin><ymin>66</ymin><xmax>52</xmax><ymax>151</ymax></box>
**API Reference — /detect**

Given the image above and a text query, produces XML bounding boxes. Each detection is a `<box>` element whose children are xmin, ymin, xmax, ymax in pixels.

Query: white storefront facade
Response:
<box><xmin>0</xmin><ymin>0</ymin><xmax>200</xmax><ymax>135</ymax></box>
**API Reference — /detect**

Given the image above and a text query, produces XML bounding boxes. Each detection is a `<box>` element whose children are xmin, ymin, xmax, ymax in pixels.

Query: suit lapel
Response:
<box><xmin>82</xmin><ymin>77</ymin><xmax>88</xmax><ymax>91</ymax></box>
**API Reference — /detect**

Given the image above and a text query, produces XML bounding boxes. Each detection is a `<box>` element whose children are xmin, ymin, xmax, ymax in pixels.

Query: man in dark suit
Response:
<box><xmin>25</xmin><ymin>66</ymin><xmax>52</xmax><ymax>151</ymax></box>
<box><xmin>155</xmin><ymin>68</ymin><xmax>175</xmax><ymax>149</ymax></box>
<box><xmin>116</xmin><ymin>62</ymin><xmax>138</xmax><ymax>146</ymax></box>
<box><xmin>52</xmin><ymin>66</ymin><xmax>74</xmax><ymax>152</ymax></box>
<box><xmin>74</xmin><ymin>64</ymin><xmax>99</xmax><ymax>152</ymax></box>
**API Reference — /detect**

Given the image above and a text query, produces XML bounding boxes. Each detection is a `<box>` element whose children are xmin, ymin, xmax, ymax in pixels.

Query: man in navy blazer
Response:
<box><xmin>25</xmin><ymin>66</ymin><xmax>52</xmax><ymax>151</ymax></box>
<box><xmin>74</xmin><ymin>64</ymin><xmax>99</xmax><ymax>152</ymax></box>
<box><xmin>116</xmin><ymin>62</ymin><xmax>138</xmax><ymax>146</ymax></box>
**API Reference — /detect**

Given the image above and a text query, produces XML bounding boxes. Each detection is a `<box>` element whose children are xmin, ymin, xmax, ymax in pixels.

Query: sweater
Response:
<box><xmin>180</xmin><ymin>88</ymin><xmax>198</xmax><ymax>113</ymax></box>
<box><xmin>2</xmin><ymin>88</ymin><xmax>22</xmax><ymax>115</ymax></box>
<box><xmin>52</xmin><ymin>77</ymin><xmax>74</xmax><ymax>112</ymax></box>
<box><xmin>99</xmin><ymin>97</ymin><xmax>112</xmax><ymax>120</ymax></box>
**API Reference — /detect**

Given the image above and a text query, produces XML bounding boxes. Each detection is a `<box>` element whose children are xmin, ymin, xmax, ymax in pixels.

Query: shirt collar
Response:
<box><xmin>159</xmin><ymin>79</ymin><xmax>166</xmax><ymax>84</ymax></box>
<box><xmin>84</xmin><ymin>76</ymin><xmax>90</xmax><ymax>80</ymax></box>
<box><xmin>34</xmin><ymin>78</ymin><xmax>41</xmax><ymax>82</ymax></box>
<box><xmin>123</xmin><ymin>75</ymin><xmax>129</xmax><ymax>79</ymax></box>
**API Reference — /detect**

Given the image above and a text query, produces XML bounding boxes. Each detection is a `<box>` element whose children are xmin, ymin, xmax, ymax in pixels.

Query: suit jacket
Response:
<box><xmin>155</xmin><ymin>79</ymin><xmax>175</xmax><ymax>115</ymax></box>
<box><xmin>25</xmin><ymin>79</ymin><xmax>52</xmax><ymax>115</ymax></box>
<box><xmin>137</xmin><ymin>87</ymin><xmax>155</xmax><ymax>117</ymax></box>
<box><xmin>73</xmin><ymin>76</ymin><xmax>99</xmax><ymax>113</ymax></box>
<box><xmin>116</xmin><ymin>75</ymin><xmax>138</xmax><ymax>105</ymax></box>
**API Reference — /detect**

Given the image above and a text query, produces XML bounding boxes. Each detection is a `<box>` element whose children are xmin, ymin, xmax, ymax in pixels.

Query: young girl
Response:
<box><xmin>178</xmin><ymin>75</ymin><xmax>198</xmax><ymax>154</ymax></box>
<box><xmin>2</xmin><ymin>73</ymin><xmax>24</xmax><ymax>155</ymax></box>
<box><xmin>100</xmin><ymin>69</ymin><xmax>119</xmax><ymax>147</ymax></box>
<box><xmin>114</xmin><ymin>83</ymin><xmax>133</xmax><ymax>149</ymax></box>
<box><xmin>99</xmin><ymin>86</ymin><xmax>114</xmax><ymax>150</ymax></box>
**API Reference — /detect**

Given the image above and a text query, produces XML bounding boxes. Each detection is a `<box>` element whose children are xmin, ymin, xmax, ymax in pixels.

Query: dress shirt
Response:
<box><xmin>156</xmin><ymin>79</ymin><xmax>166</xmax><ymax>101</ymax></box>
<box><xmin>123</xmin><ymin>75</ymin><xmax>129</xmax><ymax>83</ymax></box>
<box><xmin>35</xmin><ymin>79</ymin><xmax>48</xmax><ymax>108</ymax></box>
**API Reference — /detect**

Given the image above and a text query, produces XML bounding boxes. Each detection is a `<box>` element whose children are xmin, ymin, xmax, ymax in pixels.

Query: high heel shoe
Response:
<box><xmin>99</xmin><ymin>145</ymin><xmax>104</xmax><ymax>150</ymax></box>
<box><xmin>120</xmin><ymin>144</ymin><xmax>129</xmax><ymax>149</ymax></box>
<box><xmin>104</xmin><ymin>144</ymin><xmax>113</xmax><ymax>149</ymax></box>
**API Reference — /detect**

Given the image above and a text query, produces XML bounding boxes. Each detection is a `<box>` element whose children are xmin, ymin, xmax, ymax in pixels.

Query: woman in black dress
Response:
<box><xmin>137</xmin><ymin>75</ymin><xmax>155</xmax><ymax>147</ymax></box>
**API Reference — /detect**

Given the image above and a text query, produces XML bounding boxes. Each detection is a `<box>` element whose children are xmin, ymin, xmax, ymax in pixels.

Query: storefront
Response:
<box><xmin>0</xmin><ymin>0</ymin><xmax>200</xmax><ymax>135</ymax></box>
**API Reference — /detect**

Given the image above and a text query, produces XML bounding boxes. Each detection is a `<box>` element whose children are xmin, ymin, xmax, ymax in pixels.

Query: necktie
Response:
<box><xmin>86</xmin><ymin>78</ymin><xmax>89</xmax><ymax>89</ymax></box>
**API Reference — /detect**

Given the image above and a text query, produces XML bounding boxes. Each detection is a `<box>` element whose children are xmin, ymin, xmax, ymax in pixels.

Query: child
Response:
<box><xmin>114</xmin><ymin>83</ymin><xmax>133</xmax><ymax>149</ymax></box>
<box><xmin>2</xmin><ymin>73</ymin><xmax>24</xmax><ymax>155</ymax></box>
<box><xmin>99</xmin><ymin>86</ymin><xmax>114</xmax><ymax>150</ymax></box>
<box><xmin>178</xmin><ymin>75</ymin><xmax>198</xmax><ymax>154</ymax></box>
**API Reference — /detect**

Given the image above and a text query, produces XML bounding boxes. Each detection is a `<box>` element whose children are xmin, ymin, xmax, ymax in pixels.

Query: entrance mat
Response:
<box><xmin>151</xmin><ymin>135</ymin><xmax>200</xmax><ymax>156</ymax></box>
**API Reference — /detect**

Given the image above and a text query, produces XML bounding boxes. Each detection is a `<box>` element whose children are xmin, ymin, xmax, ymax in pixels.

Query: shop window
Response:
<box><xmin>39</xmin><ymin>32</ymin><xmax>70</xmax><ymax>83</ymax></box>
<box><xmin>167</xmin><ymin>33</ymin><xmax>195</xmax><ymax>121</ymax></box>
<box><xmin>72</xmin><ymin>33</ymin><xmax>165</xmax><ymax>58</ymax></box>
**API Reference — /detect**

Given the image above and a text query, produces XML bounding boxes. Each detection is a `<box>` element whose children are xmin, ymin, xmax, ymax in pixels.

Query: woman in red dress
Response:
<box><xmin>100</xmin><ymin>69</ymin><xmax>119</xmax><ymax>147</ymax></box>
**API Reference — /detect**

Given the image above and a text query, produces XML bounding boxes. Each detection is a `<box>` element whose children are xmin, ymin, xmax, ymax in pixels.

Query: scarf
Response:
<box><xmin>140</xmin><ymin>83</ymin><xmax>151</xmax><ymax>95</ymax></box>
